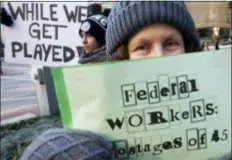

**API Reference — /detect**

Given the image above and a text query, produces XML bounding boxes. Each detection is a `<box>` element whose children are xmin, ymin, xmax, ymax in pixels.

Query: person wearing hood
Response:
<box><xmin>78</xmin><ymin>14</ymin><xmax>107</xmax><ymax>64</ymax></box>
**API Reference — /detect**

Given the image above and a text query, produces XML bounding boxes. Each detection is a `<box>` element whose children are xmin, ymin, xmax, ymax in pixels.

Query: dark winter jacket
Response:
<box><xmin>78</xmin><ymin>46</ymin><xmax>107</xmax><ymax>64</ymax></box>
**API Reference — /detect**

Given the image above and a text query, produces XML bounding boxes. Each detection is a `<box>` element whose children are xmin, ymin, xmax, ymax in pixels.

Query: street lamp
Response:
<box><xmin>209</xmin><ymin>8</ymin><xmax>221</xmax><ymax>40</ymax></box>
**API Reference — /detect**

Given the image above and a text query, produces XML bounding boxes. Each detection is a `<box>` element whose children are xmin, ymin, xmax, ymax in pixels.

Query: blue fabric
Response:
<box><xmin>78</xmin><ymin>46</ymin><xmax>107</xmax><ymax>64</ymax></box>
<box><xmin>20</xmin><ymin>128</ymin><xmax>112</xmax><ymax>160</ymax></box>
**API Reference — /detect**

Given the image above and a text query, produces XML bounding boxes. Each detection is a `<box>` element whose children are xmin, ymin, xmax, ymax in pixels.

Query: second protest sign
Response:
<box><xmin>3</xmin><ymin>2</ymin><xmax>88</xmax><ymax>66</ymax></box>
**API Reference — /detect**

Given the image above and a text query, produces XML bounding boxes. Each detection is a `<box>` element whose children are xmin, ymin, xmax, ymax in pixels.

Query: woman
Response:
<box><xmin>106</xmin><ymin>1</ymin><xmax>201</xmax><ymax>61</ymax></box>
<box><xmin>78</xmin><ymin>14</ymin><xmax>107</xmax><ymax>64</ymax></box>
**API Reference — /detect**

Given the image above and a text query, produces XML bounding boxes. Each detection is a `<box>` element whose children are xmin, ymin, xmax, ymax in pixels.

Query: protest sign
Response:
<box><xmin>52</xmin><ymin>49</ymin><xmax>231</xmax><ymax>159</ymax></box>
<box><xmin>3</xmin><ymin>2</ymin><xmax>88</xmax><ymax>66</ymax></box>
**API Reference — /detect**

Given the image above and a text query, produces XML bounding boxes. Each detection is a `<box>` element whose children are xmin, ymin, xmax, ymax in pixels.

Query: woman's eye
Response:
<box><xmin>164</xmin><ymin>40</ymin><xmax>180</xmax><ymax>49</ymax></box>
<box><xmin>134</xmin><ymin>45</ymin><xmax>148</xmax><ymax>51</ymax></box>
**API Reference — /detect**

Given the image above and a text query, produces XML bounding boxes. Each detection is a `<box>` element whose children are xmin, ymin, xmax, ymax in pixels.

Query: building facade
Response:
<box><xmin>89</xmin><ymin>1</ymin><xmax>231</xmax><ymax>29</ymax></box>
<box><xmin>186</xmin><ymin>2</ymin><xmax>230</xmax><ymax>29</ymax></box>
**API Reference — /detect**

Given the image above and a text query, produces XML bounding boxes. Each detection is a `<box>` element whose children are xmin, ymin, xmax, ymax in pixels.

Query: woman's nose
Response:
<box><xmin>149</xmin><ymin>44</ymin><xmax>163</xmax><ymax>57</ymax></box>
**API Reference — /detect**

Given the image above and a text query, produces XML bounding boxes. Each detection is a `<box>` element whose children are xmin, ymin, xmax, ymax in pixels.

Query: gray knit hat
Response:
<box><xmin>20</xmin><ymin>128</ymin><xmax>112</xmax><ymax>160</ymax></box>
<box><xmin>106</xmin><ymin>1</ymin><xmax>200</xmax><ymax>55</ymax></box>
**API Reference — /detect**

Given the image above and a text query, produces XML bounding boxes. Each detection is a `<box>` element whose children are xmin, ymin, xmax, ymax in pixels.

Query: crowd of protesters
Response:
<box><xmin>0</xmin><ymin>1</ymin><xmax>230</xmax><ymax>160</ymax></box>
<box><xmin>20</xmin><ymin>2</ymin><xmax>231</xmax><ymax>160</ymax></box>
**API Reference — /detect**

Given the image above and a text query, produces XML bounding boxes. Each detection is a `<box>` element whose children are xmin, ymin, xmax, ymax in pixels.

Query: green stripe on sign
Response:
<box><xmin>51</xmin><ymin>67</ymin><xmax>73</xmax><ymax>128</ymax></box>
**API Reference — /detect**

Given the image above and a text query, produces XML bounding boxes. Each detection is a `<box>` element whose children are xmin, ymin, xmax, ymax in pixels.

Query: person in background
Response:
<box><xmin>0</xmin><ymin>7</ymin><xmax>13</xmax><ymax>26</ymax></box>
<box><xmin>0</xmin><ymin>40</ymin><xmax>4</xmax><ymax>75</ymax></box>
<box><xmin>201</xmin><ymin>41</ymin><xmax>209</xmax><ymax>51</ymax></box>
<box><xmin>201</xmin><ymin>41</ymin><xmax>206</xmax><ymax>51</ymax></box>
<box><xmin>0</xmin><ymin>7</ymin><xmax>13</xmax><ymax>75</ymax></box>
<box><xmin>205</xmin><ymin>41</ymin><xmax>210</xmax><ymax>51</ymax></box>
<box><xmin>215</xmin><ymin>37</ymin><xmax>220</xmax><ymax>50</ymax></box>
<box><xmin>78</xmin><ymin>14</ymin><xmax>107</xmax><ymax>64</ymax></box>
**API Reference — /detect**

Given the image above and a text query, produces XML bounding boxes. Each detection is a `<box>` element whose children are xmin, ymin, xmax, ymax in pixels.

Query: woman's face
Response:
<box><xmin>127</xmin><ymin>24</ymin><xmax>185</xmax><ymax>59</ymax></box>
<box><xmin>81</xmin><ymin>31</ymin><xmax>100</xmax><ymax>54</ymax></box>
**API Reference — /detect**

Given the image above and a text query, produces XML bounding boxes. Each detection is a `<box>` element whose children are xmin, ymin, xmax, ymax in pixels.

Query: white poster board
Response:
<box><xmin>52</xmin><ymin>49</ymin><xmax>231</xmax><ymax>159</ymax></box>
<box><xmin>3</xmin><ymin>2</ymin><xmax>88</xmax><ymax>66</ymax></box>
